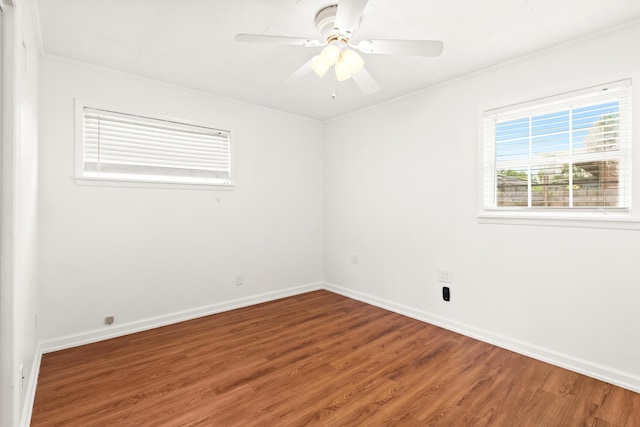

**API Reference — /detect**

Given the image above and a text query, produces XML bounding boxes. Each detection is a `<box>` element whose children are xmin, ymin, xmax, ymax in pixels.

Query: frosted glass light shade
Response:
<box><xmin>320</xmin><ymin>44</ymin><xmax>340</xmax><ymax>66</ymax></box>
<box><xmin>341</xmin><ymin>49</ymin><xmax>364</xmax><ymax>74</ymax></box>
<box><xmin>334</xmin><ymin>59</ymin><xmax>352</xmax><ymax>81</ymax></box>
<box><xmin>311</xmin><ymin>55</ymin><xmax>330</xmax><ymax>77</ymax></box>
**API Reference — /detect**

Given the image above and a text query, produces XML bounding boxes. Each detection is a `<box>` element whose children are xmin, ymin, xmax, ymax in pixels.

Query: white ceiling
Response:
<box><xmin>36</xmin><ymin>0</ymin><xmax>640</xmax><ymax>121</ymax></box>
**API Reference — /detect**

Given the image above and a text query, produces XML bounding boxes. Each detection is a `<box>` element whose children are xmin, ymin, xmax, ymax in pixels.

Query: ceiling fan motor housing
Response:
<box><xmin>315</xmin><ymin>5</ymin><xmax>348</xmax><ymax>43</ymax></box>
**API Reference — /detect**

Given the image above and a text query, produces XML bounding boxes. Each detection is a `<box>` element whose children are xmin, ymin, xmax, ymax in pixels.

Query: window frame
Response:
<box><xmin>74</xmin><ymin>99</ymin><xmax>235</xmax><ymax>190</ymax></box>
<box><xmin>478</xmin><ymin>80</ymin><xmax>639</xmax><ymax>230</ymax></box>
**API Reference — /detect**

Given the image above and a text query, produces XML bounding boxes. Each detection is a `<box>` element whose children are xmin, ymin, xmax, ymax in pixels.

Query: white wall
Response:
<box><xmin>0</xmin><ymin>0</ymin><xmax>40</xmax><ymax>425</ymax></box>
<box><xmin>325</xmin><ymin>22</ymin><xmax>640</xmax><ymax>391</ymax></box>
<box><xmin>38</xmin><ymin>57</ymin><xmax>324</xmax><ymax>343</ymax></box>
<box><xmin>14</xmin><ymin>0</ymin><xmax>38</xmax><ymax>420</ymax></box>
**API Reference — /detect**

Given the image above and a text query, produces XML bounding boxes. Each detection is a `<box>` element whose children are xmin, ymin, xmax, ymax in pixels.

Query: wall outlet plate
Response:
<box><xmin>438</xmin><ymin>269</ymin><xmax>453</xmax><ymax>283</ymax></box>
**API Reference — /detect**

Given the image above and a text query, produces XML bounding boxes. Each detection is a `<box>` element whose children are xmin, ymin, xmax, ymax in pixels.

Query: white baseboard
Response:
<box><xmin>324</xmin><ymin>282</ymin><xmax>640</xmax><ymax>393</ymax></box>
<box><xmin>34</xmin><ymin>280</ymin><xmax>640</xmax><ymax>407</ymax></box>
<box><xmin>20</xmin><ymin>343</ymin><xmax>41</xmax><ymax>427</ymax></box>
<box><xmin>40</xmin><ymin>282</ymin><xmax>323</xmax><ymax>353</ymax></box>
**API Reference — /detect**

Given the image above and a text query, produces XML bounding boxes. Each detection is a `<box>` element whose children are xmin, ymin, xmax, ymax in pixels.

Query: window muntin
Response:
<box><xmin>484</xmin><ymin>80</ymin><xmax>631</xmax><ymax>212</ymax></box>
<box><xmin>77</xmin><ymin>105</ymin><xmax>233</xmax><ymax>187</ymax></box>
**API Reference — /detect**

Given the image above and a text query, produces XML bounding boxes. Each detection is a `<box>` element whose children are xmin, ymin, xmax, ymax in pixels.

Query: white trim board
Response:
<box><xmin>19</xmin><ymin>344</ymin><xmax>41</xmax><ymax>427</ymax></box>
<box><xmin>323</xmin><ymin>282</ymin><xmax>640</xmax><ymax>394</ymax></box>
<box><xmin>40</xmin><ymin>282</ymin><xmax>323</xmax><ymax>353</ymax></box>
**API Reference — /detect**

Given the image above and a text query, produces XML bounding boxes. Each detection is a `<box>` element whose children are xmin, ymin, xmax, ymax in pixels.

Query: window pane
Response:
<box><xmin>531</xmin><ymin>165</ymin><xmax>569</xmax><ymax>207</ymax></box>
<box><xmin>532</xmin><ymin>111</ymin><xmax>569</xmax><ymax>136</ymax></box>
<box><xmin>573</xmin><ymin>161</ymin><xmax>619</xmax><ymax>207</ymax></box>
<box><xmin>530</xmin><ymin>110</ymin><xmax>569</xmax><ymax>157</ymax></box>
<box><xmin>572</xmin><ymin>102</ymin><xmax>619</xmax><ymax>130</ymax></box>
<box><xmin>573</xmin><ymin>102</ymin><xmax>619</xmax><ymax>155</ymax></box>
<box><xmin>496</xmin><ymin>137</ymin><xmax>529</xmax><ymax>161</ymax></box>
<box><xmin>532</xmin><ymin>132</ymin><xmax>569</xmax><ymax>157</ymax></box>
<box><xmin>497</xmin><ymin>168</ymin><xmax>528</xmax><ymax>207</ymax></box>
<box><xmin>496</xmin><ymin>118</ymin><xmax>529</xmax><ymax>161</ymax></box>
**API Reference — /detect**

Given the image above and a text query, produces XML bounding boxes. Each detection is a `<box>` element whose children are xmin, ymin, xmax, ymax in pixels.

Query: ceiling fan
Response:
<box><xmin>234</xmin><ymin>0</ymin><xmax>443</xmax><ymax>95</ymax></box>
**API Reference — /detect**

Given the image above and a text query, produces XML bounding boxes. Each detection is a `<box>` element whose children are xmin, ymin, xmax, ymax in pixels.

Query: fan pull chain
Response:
<box><xmin>331</xmin><ymin>67</ymin><xmax>337</xmax><ymax>99</ymax></box>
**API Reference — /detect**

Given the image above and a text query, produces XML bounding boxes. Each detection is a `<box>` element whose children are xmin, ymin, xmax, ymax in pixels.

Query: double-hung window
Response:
<box><xmin>482</xmin><ymin>80</ymin><xmax>631</xmax><ymax>222</ymax></box>
<box><xmin>76</xmin><ymin>102</ymin><xmax>233</xmax><ymax>188</ymax></box>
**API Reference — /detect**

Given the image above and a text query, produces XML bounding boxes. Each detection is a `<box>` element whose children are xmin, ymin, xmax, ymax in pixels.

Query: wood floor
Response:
<box><xmin>32</xmin><ymin>291</ymin><xmax>639</xmax><ymax>426</ymax></box>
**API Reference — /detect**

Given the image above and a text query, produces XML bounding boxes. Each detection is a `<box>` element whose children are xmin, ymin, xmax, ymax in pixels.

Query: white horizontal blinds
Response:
<box><xmin>484</xmin><ymin>80</ymin><xmax>631</xmax><ymax>209</ymax></box>
<box><xmin>83</xmin><ymin>108</ymin><xmax>231</xmax><ymax>183</ymax></box>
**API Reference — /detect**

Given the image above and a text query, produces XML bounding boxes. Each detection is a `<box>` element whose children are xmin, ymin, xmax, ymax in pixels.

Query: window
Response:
<box><xmin>482</xmin><ymin>80</ymin><xmax>631</xmax><ymax>219</ymax></box>
<box><xmin>76</xmin><ymin>102</ymin><xmax>233</xmax><ymax>188</ymax></box>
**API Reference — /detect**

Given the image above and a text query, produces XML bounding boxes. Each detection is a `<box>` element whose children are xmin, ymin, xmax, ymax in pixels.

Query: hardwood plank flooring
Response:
<box><xmin>31</xmin><ymin>290</ymin><xmax>639</xmax><ymax>426</ymax></box>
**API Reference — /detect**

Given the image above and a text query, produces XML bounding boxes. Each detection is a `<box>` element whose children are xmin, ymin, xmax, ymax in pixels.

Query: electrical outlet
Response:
<box><xmin>351</xmin><ymin>254</ymin><xmax>360</xmax><ymax>264</ymax></box>
<box><xmin>438</xmin><ymin>269</ymin><xmax>453</xmax><ymax>283</ymax></box>
<box><xmin>236</xmin><ymin>274</ymin><xmax>244</xmax><ymax>286</ymax></box>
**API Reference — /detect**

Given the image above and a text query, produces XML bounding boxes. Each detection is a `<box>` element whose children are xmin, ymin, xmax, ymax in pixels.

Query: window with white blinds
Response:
<box><xmin>483</xmin><ymin>80</ymin><xmax>631</xmax><ymax>213</ymax></box>
<box><xmin>78</xmin><ymin>105</ymin><xmax>233</xmax><ymax>187</ymax></box>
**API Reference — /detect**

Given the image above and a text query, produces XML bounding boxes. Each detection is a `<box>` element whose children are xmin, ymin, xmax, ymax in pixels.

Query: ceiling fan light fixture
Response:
<box><xmin>334</xmin><ymin>59</ymin><xmax>353</xmax><ymax>81</ymax></box>
<box><xmin>341</xmin><ymin>49</ymin><xmax>364</xmax><ymax>74</ymax></box>
<box><xmin>311</xmin><ymin>55</ymin><xmax>330</xmax><ymax>77</ymax></box>
<box><xmin>320</xmin><ymin>44</ymin><xmax>341</xmax><ymax>66</ymax></box>
<box><xmin>235</xmin><ymin>0</ymin><xmax>444</xmax><ymax>96</ymax></box>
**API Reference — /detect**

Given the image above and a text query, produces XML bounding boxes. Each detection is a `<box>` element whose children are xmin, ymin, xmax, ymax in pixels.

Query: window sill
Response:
<box><xmin>74</xmin><ymin>176</ymin><xmax>236</xmax><ymax>191</ymax></box>
<box><xmin>478</xmin><ymin>210</ymin><xmax>640</xmax><ymax>230</ymax></box>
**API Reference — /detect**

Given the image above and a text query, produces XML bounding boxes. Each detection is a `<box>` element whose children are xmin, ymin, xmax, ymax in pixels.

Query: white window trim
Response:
<box><xmin>477</xmin><ymin>209</ymin><xmax>640</xmax><ymax>231</ymax></box>
<box><xmin>74</xmin><ymin>99</ymin><xmax>235</xmax><ymax>191</ymax></box>
<box><xmin>477</xmin><ymin>79</ymin><xmax>640</xmax><ymax>230</ymax></box>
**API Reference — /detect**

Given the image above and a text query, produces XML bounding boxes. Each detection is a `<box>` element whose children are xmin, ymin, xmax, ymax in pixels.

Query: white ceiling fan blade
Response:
<box><xmin>286</xmin><ymin>60</ymin><xmax>313</xmax><ymax>83</ymax></box>
<box><xmin>356</xmin><ymin>39</ymin><xmax>444</xmax><ymax>57</ymax></box>
<box><xmin>334</xmin><ymin>0</ymin><xmax>369</xmax><ymax>36</ymax></box>
<box><xmin>352</xmin><ymin>67</ymin><xmax>380</xmax><ymax>95</ymax></box>
<box><xmin>235</xmin><ymin>34</ymin><xmax>324</xmax><ymax>47</ymax></box>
